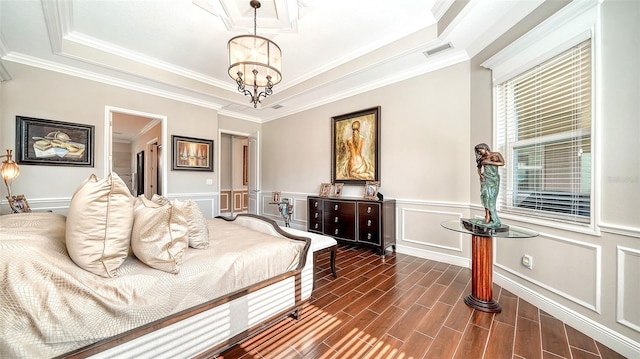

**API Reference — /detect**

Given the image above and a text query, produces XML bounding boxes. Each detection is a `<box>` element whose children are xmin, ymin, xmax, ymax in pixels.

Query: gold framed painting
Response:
<box><xmin>331</xmin><ymin>106</ymin><xmax>380</xmax><ymax>185</ymax></box>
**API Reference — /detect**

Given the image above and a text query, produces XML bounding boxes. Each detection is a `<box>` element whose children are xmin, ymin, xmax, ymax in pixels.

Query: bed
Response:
<box><xmin>0</xmin><ymin>212</ymin><xmax>313</xmax><ymax>358</ymax></box>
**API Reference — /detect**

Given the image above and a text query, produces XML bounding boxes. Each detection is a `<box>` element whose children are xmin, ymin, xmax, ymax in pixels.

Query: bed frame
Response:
<box><xmin>58</xmin><ymin>214</ymin><xmax>312</xmax><ymax>359</ymax></box>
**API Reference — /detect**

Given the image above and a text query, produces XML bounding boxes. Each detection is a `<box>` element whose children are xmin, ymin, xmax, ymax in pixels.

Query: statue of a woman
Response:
<box><xmin>474</xmin><ymin>143</ymin><xmax>505</xmax><ymax>228</ymax></box>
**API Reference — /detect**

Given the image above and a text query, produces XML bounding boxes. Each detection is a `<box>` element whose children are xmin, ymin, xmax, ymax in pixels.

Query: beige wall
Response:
<box><xmin>0</xmin><ymin>62</ymin><xmax>218</xmax><ymax>214</ymax></box>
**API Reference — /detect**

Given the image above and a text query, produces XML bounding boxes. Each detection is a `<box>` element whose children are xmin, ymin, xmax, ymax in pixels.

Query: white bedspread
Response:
<box><xmin>0</xmin><ymin>213</ymin><xmax>304</xmax><ymax>358</ymax></box>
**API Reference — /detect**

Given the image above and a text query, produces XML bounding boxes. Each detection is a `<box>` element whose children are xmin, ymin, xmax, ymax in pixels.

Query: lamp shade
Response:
<box><xmin>228</xmin><ymin>34</ymin><xmax>282</xmax><ymax>87</ymax></box>
<box><xmin>1</xmin><ymin>149</ymin><xmax>19</xmax><ymax>182</ymax></box>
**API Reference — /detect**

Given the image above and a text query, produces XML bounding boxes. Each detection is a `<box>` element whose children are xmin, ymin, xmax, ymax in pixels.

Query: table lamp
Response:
<box><xmin>1</xmin><ymin>149</ymin><xmax>20</xmax><ymax>198</ymax></box>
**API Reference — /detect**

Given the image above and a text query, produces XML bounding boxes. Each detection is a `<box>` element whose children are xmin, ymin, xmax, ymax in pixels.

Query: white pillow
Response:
<box><xmin>151</xmin><ymin>195</ymin><xmax>209</xmax><ymax>249</ymax></box>
<box><xmin>131</xmin><ymin>196</ymin><xmax>188</xmax><ymax>273</ymax></box>
<box><xmin>66</xmin><ymin>173</ymin><xmax>134</xmax><ymax>277</ymax></box>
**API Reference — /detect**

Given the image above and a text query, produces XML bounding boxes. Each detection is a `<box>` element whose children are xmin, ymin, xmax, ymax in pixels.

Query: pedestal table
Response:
<box><xmin>441</xmin><ymin>220</ymin><xmax>538</xmax><ymax>313</ymax></box>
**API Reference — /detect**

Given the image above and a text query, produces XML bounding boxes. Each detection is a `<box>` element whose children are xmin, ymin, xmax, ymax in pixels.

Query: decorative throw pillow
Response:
<box><xmin>131</xmin><ymin>196</ymin><xmax>188</xmax><ymax>273</ymax></box>
<box><xmin>151</xmin><ymin>195</ymin><xmax>209</xmax><ymax>249</ymax></box>
<box><xmin>66</xmin><ymin>173</ymin><xmax>134</xmax><ymax>277</ymax></box>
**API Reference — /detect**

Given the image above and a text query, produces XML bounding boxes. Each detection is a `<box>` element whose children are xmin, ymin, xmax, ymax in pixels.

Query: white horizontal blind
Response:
<box><xmin>496</xmin><ymin>40</ymin><xmax>592</xmax><ymax>224</ymax></box>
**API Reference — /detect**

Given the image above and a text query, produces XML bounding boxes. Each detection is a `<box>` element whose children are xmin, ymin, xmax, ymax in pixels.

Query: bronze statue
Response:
<box><xmin>464</xmin><ymin>143</ymin><xmax>508</xmax><ymax>233</ymax></box>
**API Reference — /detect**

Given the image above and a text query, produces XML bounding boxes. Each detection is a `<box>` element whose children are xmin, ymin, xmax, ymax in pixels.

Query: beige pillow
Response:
<box><xmin>151</xmin><ymin>195</ymin><xmax>209</xmax><ymax>249</ymax></box>
<box><xmin>131</xmin><ymin>196</ymin><xmax>188</xmax><ymax>273</ymax></box>
<box><xmin>66</xmin><ymin>173</ymin><xmax>134</xmax><ymax>277</ymax></box>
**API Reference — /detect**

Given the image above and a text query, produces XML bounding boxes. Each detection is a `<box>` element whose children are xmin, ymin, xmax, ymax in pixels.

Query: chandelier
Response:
<box><xmin>228</xmin><ymin>0</ymin><xmax>282</xmax><ymax>108</ymax></box>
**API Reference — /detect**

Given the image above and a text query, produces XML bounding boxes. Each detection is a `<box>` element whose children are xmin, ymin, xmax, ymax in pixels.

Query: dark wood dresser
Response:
<box><xmin>307</xmin><ymin>196</ymin><xmax>396</xmax><ymax>255</ymax></box>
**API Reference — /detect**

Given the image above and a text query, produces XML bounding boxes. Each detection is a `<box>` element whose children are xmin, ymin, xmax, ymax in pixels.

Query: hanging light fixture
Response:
<box><xmin>228</xmin><ymin>0</ymin><xmax>282</xmax><ymax>108</ymax></box>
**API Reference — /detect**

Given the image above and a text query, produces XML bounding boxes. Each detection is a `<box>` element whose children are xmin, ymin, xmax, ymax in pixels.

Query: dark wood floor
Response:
<box><xmin>218</xmin><ymin>246</ymin><xmax>627</xmax><ymax>359</ymax></box>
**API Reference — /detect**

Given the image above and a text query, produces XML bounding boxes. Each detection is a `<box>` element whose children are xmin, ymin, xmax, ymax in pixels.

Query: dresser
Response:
<box><xmin>307</xmin><ymin>196</ymin><xmax>396</xmax><ymax>255</ymax></box>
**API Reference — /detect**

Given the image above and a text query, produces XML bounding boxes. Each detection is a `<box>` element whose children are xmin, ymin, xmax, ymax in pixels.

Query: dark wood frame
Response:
<box><xmin>171</xmin><ymin>135</ymin><xmax>214</xmax><ymax>172</ymax></box>
<box><xmin>331</xmin><ymin>106</ymin><xmax>381</xmax><ymax>184</ymax></box>
<box><xmin>15</xmin><ymin>116</ymin><xmax>94</xmax><ymax>167</ymax></box>
<box><xmin>243</xmin><ymin>145</ymin><xmax>248</xmax><ymax>185</ymax></box>
<box><xmin>136</xmin><ymin>151</ymin><xmax>145</xmax><ymax>196</ymax></box>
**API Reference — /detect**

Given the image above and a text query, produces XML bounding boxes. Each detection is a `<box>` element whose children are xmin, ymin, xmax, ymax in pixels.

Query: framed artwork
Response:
<box><xmin>15</xmin><ymin>116</ymin><xmax>94</xmax><ymax>167</ymax></box>
<box><xmin>319</xmin><ymin>183</ymin><xmax>332</xmax><ymax>197</ymax></box>
<box><xmin>331</xmin><ymin>106</ymin><xmax>380</xmax><ymax>184</ymax></box>
<box><xmin>271</xmin><ymin>191</ymin><xmax>281</xmax><ymax>203</ymax></box>
<box><xmin>172</xmin><ymin>135</ymin><xmax>214</xmax><ymax>171</ymax></box>
<box><xmin>363</xmin><ymin>181</ymin><xmax>379</xmax><ymax>200</ymax></box>
<box><xmin>7</xmin><ymin>195</ymin><xmax>31</xmax><ymax>213</ymax></box>
<box><xmin>333</xmin><ymin>183</ymin><xmax>344</xmax><ymax>198</ymax></box>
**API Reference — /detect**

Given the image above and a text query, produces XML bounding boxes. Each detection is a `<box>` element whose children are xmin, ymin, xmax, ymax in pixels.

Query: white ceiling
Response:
<box><xmin>1</xmin><ymin>0</ymin><xmax>546</xmax><ymax>130</ymax></box>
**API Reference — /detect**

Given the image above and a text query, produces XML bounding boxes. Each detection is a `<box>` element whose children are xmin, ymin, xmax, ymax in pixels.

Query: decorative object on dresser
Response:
<box><xmin>7</xmin><ymin>194</ymin><xmax>30</xmax><ymax>213</ymax></box>
<box><xmin>363</xmin><ymin>181</ymin><xmax>379</xmax><ymax>200</ymax></box>
<box><xmin>332</xmin><ymin>183</ymin><xmax>344</xmax><ymax>198</ymax></box>
<box><xmin>331</xmin><ymin>106</ymin><xmax>381</xmax><ymax>184</ymax></box>
<box><xmin>171</xmin><ymin>135</ymin><xmax>214</xmax><ymax>171</ymax></box>
<box><xmin>319</xmin><ymin>183</ymin><xmax>331</xmax><ymax>197</ymax></box>
<box><xmin>308</xmin><ymin>196</ymin><xmax>395</xmax><ymax>255</ymax></box>
<box><xmin>16</xmin><ymin>116</ymin><xmax>94</xmax><ymax>167</ymax></box>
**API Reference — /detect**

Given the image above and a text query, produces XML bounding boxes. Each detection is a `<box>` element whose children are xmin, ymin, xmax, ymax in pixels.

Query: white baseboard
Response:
<box><xmin>494</xmin><ymin>272</ymin><xmax>640</xmax><ymax>358</ymax></box>
<box><xmin>395</xmin><ymin>244</ymin><xmax>471</xmax><ymax>268</ymax></box>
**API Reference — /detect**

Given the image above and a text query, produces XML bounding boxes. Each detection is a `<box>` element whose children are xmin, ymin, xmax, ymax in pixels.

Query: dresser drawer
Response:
<box><xmin>358</xmin><ymin>202</ymin><xmax>381</xmax><ymax>244</ymax></box>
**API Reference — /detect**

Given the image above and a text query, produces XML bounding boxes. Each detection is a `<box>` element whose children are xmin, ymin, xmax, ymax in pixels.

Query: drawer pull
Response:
<box><xmin>334</xmin><ymin>217</ymin><xmax>339</xmax><ymax>223</ymax></box>
<box><xmin>314</xmin><ymin>223</ymin><xmax>319</xmax><ymax>229</ymax></box>
<box><xmin>314</xmin><ymin>213</ymin><xmax>319</xmax><ymax>219</ymax></box>
<box><xmin>314</xmin><ymin>202</ymin><xmax>318</xmax><ymax>208</ymax></box>
<box><xmin>367</xmin><ymin>233</ymin><xmax>372</xmax><ymax>240</ymax></box>
<box><xmin>367</xmin><ymin>219</ymin><xmax>372</xmax><ymax>226</ymax></box>
<box><xmin>334</xmin><ymin>229</ymin><xmax>339</xmax><ymax>235</ymax></box>
<box><xmin>334</xmin><ymin>204</ymin><xmax>339</xmax><ymax>210</ymax></box>
<box><xmin>367</xmin><ymin>207</ymin><xmax>372</xmax><ymax>214</ymax></box>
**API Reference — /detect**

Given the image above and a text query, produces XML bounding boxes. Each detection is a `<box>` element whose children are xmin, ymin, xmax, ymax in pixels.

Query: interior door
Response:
<box><xmin>247</xmin><ymin>132</ymin><xmax>259</xmax><ymax>214</ymax></box>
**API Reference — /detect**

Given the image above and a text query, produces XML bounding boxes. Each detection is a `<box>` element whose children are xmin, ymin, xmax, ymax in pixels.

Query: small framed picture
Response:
<box><xmin>271</xmin><ymin>191</ymin><xmax>281</xmax><ymax>203</ymax></box>
<box><xmin>363</xmin><ymin>181</ymin><xmax>379</xmax><ymax>200</ymax></box>
<box><xmin>333</xmin><ymin>183</ymin><xmax>344</xmax><ymax>198</ymax></box>
<box><xmin>7</xmin><ymin>194</ymin><xmax>31</xmax><ymax>213</ymax></box>
<box><xmin>319</xmin><ymin>183</ymin><xmax>332</xmax><ymax>197</ymax></box>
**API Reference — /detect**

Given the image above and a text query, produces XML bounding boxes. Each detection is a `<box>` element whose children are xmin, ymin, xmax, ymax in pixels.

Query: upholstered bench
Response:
<box><xmin>281</xmin><ymin>227</ymin><xmax>337</xmax><ymax>284</ymax></box>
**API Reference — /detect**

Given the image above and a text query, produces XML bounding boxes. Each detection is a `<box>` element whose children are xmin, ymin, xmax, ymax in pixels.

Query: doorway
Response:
<box><xmin>219</xmin><ymin>133</ymin><xmax>249</xmax><ymax>216</ymax></box>
<box><xmin>106</xmin><ymin>107</ymin><xmax>166</xmax><ymax>198</ymax></box>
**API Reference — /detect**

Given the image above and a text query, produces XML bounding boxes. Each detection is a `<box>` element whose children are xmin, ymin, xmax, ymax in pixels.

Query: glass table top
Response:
<box><xmin>441</xmin><ymin>219</ymin><xmax>538</xmax><ymax>238</ymax></box>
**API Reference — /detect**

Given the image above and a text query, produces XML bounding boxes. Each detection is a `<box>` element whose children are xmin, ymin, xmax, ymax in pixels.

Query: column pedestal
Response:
<box><xmin>464</xmin><ymin>234</ymin><xmax>501</xmax><ymax>313</ymax></box>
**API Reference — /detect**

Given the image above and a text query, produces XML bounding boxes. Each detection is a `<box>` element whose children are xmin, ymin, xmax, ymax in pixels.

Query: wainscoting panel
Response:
<box><xmin>495</xmin><ymin>233</ymin><xmax>601</xmax><ymax>312</ymax></box>
<box><xmin>219</xmin><ymin>191</ymin><xmax>230</xmax><ymax>213</ymax></box>
<box><xmin>617</xmin><ymin>246</ymin><xmax>640</xmax><ymax>332</ymax></box>
<box><xmin>399</xmin><ymin>207</ymin><xmax>464</xmax><ymax>252</ymax></box>
<box><xmin>166</xmin><ymin>193</ymin><xmax>217</xmax><ymax>218</ymax></box>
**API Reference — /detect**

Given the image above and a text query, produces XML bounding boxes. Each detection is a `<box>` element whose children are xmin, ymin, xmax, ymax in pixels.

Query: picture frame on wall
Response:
<box><xmin>171</xmin><ymin>135</ymin><xmax>214</xmax><ymax>171</ymax></box>
<box><xmin>363</xmin><ymin>181</ymin><xmax>379</xmax><ymax>200</ymax></box>
<box><xmin>15</xmin><ymin>116</ymin><xmax>94</xmax><ymax>167</ymax></box>
<box><xmin>331</xmin><ymin>106</ymin><xmax>381</xmax><ymax>185</ymax></box>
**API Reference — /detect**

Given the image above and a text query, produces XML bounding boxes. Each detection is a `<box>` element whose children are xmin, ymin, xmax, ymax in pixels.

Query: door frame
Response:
<box><xmin>104</xmin><ymin>106</ymin><xmax>167</xmax><ymax>194</ymax></box>
<box><xmin>218</xmin><ymin>129</ymin><xmax>259</xmax><ymax>215</ymax></box>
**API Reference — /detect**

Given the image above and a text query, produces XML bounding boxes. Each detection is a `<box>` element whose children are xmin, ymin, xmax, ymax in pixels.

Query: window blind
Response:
<box><xmin>496</xmin><ymin>39</ymin><xmax>592</xmax><ymax>224</ymax></box>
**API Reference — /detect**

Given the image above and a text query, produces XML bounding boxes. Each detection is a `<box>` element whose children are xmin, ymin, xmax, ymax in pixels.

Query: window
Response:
<box><xmin>496</xmin><ymin>40</ymin><xmax>592</xmax><ymax>224</ymax></box>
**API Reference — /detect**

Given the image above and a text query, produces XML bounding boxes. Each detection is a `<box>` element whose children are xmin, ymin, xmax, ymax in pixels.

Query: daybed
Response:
<box><xmin>0</xmin><ymin>212</ymin><xmax>313</xmax><ymax>358</ymax></box>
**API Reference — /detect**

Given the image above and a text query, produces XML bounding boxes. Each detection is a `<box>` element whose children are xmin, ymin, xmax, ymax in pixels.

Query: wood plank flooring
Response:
<box><xmin>217</xmin><ymin>246</ymin><xmax>626</xmax><ymax>359</ymax></box>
